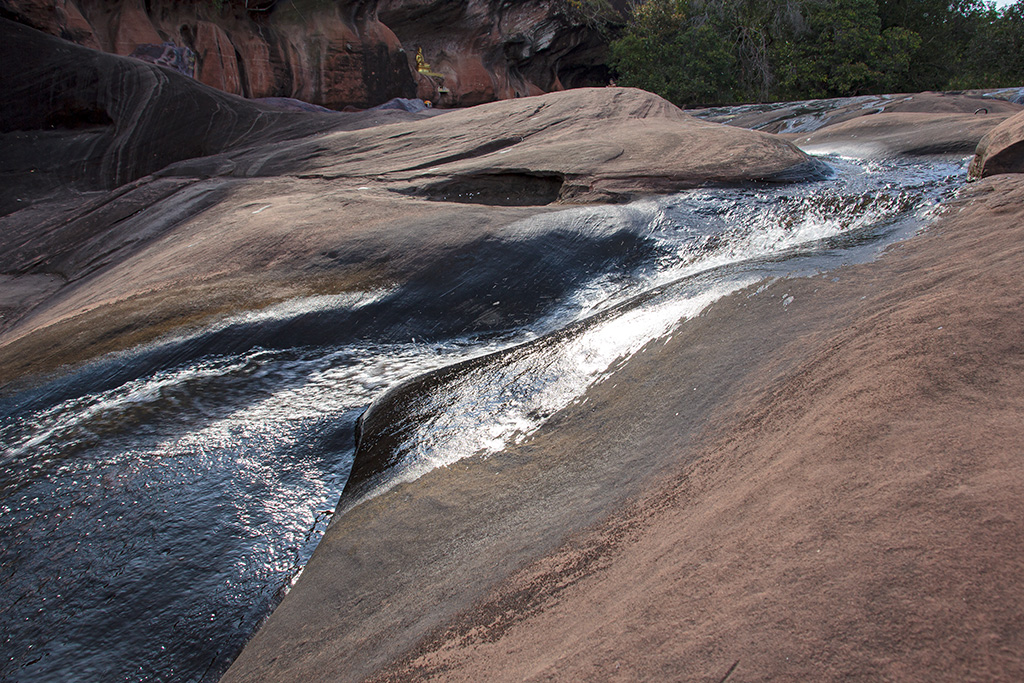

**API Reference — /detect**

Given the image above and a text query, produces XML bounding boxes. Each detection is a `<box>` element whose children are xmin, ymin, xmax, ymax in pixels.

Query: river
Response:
<box><xmin>0</xmin><ymin>153</ymin><xmax>966</xmax><ymax>681</ymax></box>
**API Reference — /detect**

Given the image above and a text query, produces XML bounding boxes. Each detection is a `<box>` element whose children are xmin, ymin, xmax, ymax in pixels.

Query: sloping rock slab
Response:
<box><xmin>236</xmin><ymin>87</ymin><xmax>821</xmax><ymax>204</ymax></box>
<box><xmin>700</xmin><ymin>91</ymin><xmax>1021</xmax><ymax>136</ymax></box>
<box><xmin>969</xmin><ymin>109</ymin><xmax>1024</xmax><ymax>178</ymax></box>
<box><xmin>788</xmin><ymin>111</ymin><xmax>1011</xmax><ymax>157</ymax></box>
<box><xmin>0</xmin><ymin>29</ymin><xmax>816</xmax><ymax>384</ymax></box>
<box><xmin>221</xmin><ymin>174</ymin><xmax>1024</xmax><ymax>683</ymax></box>
<box><xmin>0</xmin><ymin>19</ymin><xmax>422</xmax><ymax>215</ymax></box>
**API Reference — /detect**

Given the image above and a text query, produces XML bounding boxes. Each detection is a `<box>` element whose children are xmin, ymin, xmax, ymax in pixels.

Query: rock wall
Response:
<box><xmin>0</xmin><ymin>0</ymin><xmax>620</xmax><ymax>109</ymax></box>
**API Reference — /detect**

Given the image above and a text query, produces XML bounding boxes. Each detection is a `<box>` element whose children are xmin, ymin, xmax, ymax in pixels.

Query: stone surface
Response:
<box><xmin>701</xmin><ymin>91</ymin><xmax>1022</xmax><ymax>135</ymax></box>
<box><xmin>788</xmin><ymin>111</ymin><xmax>1012</xmax><ymax>157</ymax></box>
<box><xmin>221</xmin><ymin>172</ymin><xmax>1024</xmax><ymax>683</ymax></box>
<box><xmin>969</xmin><ymin>109</ymin><xmax>1024</xmax><ymax>178</ymax></box>
<box><xmin>0</xmin><ymin>0</ymin><xmax>621</xmax><ymax>109</ymax></box>
<box><xmin>194</xmin><ymin>20</ymin><xmax>242</xmax><ymax>95</ymax></box>
<box><xmin>4</xmin><ymin>12</ymin><xmax>1023</xmax><ymax>683</ymax></box>
<box><xmin>240</xmin><ymin>86</ymin><xmax>819</xmax><ymax>204</ymax></box>
<box><xmin>0</xmin><ymin>22</ymin><xmax>814</xmax><ymax>384</ymax></box>
<box><xmin>0</xmin><ymin>19</ymin><xmax>344</xmax><ymax>206</ymax></box>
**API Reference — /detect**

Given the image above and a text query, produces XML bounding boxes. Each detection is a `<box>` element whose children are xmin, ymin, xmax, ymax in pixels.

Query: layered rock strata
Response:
<box><xmin>0</xmin><ymin>0</ymin><xmax>622</xmax><ymax>108</ymax></box>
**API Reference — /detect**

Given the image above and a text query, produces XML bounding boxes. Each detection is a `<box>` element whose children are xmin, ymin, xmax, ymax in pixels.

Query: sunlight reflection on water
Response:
<box><xmin>0</xmin><ymin>154</ymin><xmax>966</xmax><ymax>682</ymax></box>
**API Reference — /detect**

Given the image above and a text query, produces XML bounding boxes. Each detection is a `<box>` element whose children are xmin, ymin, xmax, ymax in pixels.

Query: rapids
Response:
<box><xmin>0</xmin><ymin>154</ymin><xmax>965</xmax><ymax>681</ymax></box>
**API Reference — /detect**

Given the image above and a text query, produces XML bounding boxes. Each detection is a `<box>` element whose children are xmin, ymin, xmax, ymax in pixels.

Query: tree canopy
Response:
<box><xmin>608</xmin><ymin>0</ymin><xmax>1024</xmax><ymax>106</ymax></box>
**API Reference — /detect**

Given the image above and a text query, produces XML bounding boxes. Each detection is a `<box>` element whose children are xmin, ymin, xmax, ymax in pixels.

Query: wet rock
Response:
<box><xmin>220</xmin><ymin>172</ymin><xmax>1024</xmax><ymax>683</ymax></box>
<box><xmin>0</xmin><ymin>22</ymin><xmax>814</xmax><ymax>383</ymax></box>
<box><xmin>701</xmin><ymin>91</ymin><xmax>1022</xmax><ymax>136</ymax></box>
<box><xmin>696</xmin><ymin>91</ymin><xmax>1023</xmax><ymax>160</ymax></box>
<box><xmin>789</xmin><ymin>111</ymin><xmax>1013</xmax><ymax>158</ymax></box>
<box><xmin>969</xmin><ymin>110</ymin><xmax>1024</xmax><ymax>178</ymax></box>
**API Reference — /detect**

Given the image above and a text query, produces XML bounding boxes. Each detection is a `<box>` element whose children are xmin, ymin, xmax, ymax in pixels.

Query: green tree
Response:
<box><xmin>609</xmin><ymin>0</ymin><xmax>740</xmax><ymax>106</ymax></box>
<box><xmin>877</xmin><ymin>0</ymin><xmax>988</xmax><ymax>89</ymax></box>
<box><xmin>952</xmin><ymin>1</ymin><xmax>1024</xmax><ymax>88</ymax></box>
<box><xmin>607</xmin><ymin>0</ymin><xmax>1005</xmax><ymax>105</ymax></box>
<box><xmin>773</xmin><ymin>0</ymin><xmax>918</xmax><ymax>98</ymax></box>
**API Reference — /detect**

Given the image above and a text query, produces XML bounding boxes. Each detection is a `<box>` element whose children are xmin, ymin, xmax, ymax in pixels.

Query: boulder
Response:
<box><xmin>969</xmin><ymin>109</ymin><xmax>1024</xmax><ymax>178</ymax></box>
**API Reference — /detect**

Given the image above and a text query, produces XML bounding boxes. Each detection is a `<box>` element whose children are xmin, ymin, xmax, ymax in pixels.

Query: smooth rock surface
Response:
<box><xmin>969</xmin><ymin>109</ymin><xmax>1024</xmax><ymax>178</ymax></box>
<box><xmin>0</xmin><ymin>24</ymin><xmax>814</xmax><ymax>385</ymax></box>
<box><xmin>222</xmin><ymin>170</ymin><xmax>1024</xmax><ymax>683</ymax></box>
<box><xmin>0</xmin><ymin>18</ymin><xmax>346</xmax><ymax>206</ymax></box>
<box><xmin>220</xmin><ymin>90</ymin><xmax>1024</xmax><ymax>683</ymax></box>
<box><xmin>788</xmin><ymin>111</ymin><xmax>1012</xmax><ymax>157</ymax></box>
<box><xmin>701</xmin><ymin>91</ymin><xmax>1021</xmax><ymax>135</ymax></box>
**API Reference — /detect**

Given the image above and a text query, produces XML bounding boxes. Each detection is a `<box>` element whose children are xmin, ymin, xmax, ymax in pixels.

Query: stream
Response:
<box><xmin>0</xmin><ymin>153</ymin><xmax>966</xmax><ymax>681</ymax></box>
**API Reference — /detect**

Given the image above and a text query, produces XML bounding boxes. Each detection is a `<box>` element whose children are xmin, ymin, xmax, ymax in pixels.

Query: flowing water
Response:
<box><xmin>0</xmin><ymin>154</ymin><xmax>966</xmax><ymax>681</ymax></box>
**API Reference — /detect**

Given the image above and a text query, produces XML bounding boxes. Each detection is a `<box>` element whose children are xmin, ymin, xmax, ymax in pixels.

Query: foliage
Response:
<box><xmin>952</xmin><ymin>1</ymin><xmax>1024</xmax><ymax>88</ymax></box>
<box><xmin>608</xmin><ymin>0</ymin><xmax>1024</xmax><ymax>106</ymax></box>
<box><xmin>562</xmin><ymin>0</ymin><xmax>620</xmax><ymax>30</ymax></box>
<box><xmin>609</xmin><ymin>0</ymin><xmax>739</xmax><ymax>104</ymax></box>
<box><xmin>772</xmin><ymin>0</ymin><xmax>919</xmax><ymax>99</ymax></box>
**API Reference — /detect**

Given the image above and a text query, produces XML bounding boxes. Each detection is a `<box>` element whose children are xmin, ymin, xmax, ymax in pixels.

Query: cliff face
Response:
<box><xmin>0</xmin><ymin>0</ymin><xmax>618</xmax><ymax>109</ymax></box>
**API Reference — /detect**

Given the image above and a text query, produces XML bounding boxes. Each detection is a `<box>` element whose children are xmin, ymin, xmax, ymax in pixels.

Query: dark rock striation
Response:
<box><xmin>0</xmin><ymin>0</ymin><xmax>622</xmax><ymax>109</ymax></box>
<box><xmin>0</xmin><ymin>18</ymin><xmax>345</xmax><ymax>211</ymax></box>
<box><xmin>0</xmin><ymin>21</ymin><xmax>815</xmax><ymax>384</ymax></box>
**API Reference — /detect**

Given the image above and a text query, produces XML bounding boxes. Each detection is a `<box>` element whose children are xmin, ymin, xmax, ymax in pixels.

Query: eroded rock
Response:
<box><xmin>969</xmin><ymin>109</ymin><xmax>1024</xmax><ymax>178</ymax></box>
<box><xmin>0</xmin><ymin>23</ymin><xmax>815</xmax><ymax>383</ymax></box>
<box><xmin>0</xmin><ymin>0</ymin><xmax>620</xmax><ymax>109</ymax></box>
<box><xmin>789</xmin><ymin>111</ymin><xmax>1013</xmax><ymax>158</ymax></box>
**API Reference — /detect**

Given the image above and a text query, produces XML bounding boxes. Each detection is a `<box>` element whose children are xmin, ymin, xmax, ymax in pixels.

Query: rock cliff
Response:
<box><xmin>0</xmin><ymin>0</ymin><xmax>621</xmax><ymax>109</ymax></box>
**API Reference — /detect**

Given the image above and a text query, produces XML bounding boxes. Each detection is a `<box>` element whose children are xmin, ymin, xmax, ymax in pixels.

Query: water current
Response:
<box><xmin>0</xmin><ymin>153</ymin><xmax>966</xmax><ymax>681</ymax></box>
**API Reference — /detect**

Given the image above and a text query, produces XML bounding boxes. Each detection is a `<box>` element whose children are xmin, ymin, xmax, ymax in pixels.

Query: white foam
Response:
<box><xmin>356</xmin><ymin>277</ymin><xmax>755</xmax><ymax>504</ymax></box>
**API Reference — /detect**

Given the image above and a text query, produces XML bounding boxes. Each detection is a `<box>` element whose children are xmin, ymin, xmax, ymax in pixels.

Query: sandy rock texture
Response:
<box><xmin>790</xmin><ymin>110</ymin><xmax>1011</xmax><ymax>157</ymax></box>
<box><xmin>696</xmin><ymin>91</ymin><xmax>1021</xmax><ymax>158</ymax></box>
<box><xmin>970</xmin><ymin>109</ymin><xmax>1024</xmax><ymax>178</ymax></box>
<box><xmin>0</xmin><ymin>21</ymin><xmax>815</xmax><ymax>385</ymax></box>
<box><xmin>0</xmin><ymin>0</ymin><xmax>622</xmax><ymax>108</ymax></box>
<box><xmin>703</xmin><ymin>91</ymin><xmax>1021</xmax><ymax>134</ymax></box>
<box><xmin>220</xmin><ymin>90</ymin><xmax>1024</xmax><ymax>683</ymax></box>
<box><xmin>223</xmin><ymin>171</ymin><xmax>1024</xmax><ymax>683</ymax></box>
<box><xmin>379</xmin><ymin>175</ymin><xmax>1024</xmax><ymax>682</ymax></box>
<box><xmin>6</xmin><ymin>18</ymin><xmax>1023</xmax><ymax>682</ymax></box>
